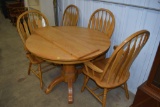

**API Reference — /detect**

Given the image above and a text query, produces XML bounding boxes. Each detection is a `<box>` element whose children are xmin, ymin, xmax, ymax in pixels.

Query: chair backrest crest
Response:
<box><xmin>88</xmin><ymin>8</ymin><xmax>115</xmax><ymax>38</ymax></box>
<box><xmin>17</xmin><ymin>10</ymin><xmax>49</xmax><ymax>51</ymax></box>
<box><xmin>61</xmin><ymin>4</ymin><xmax>79</xmax><ymax>26</ymax></box>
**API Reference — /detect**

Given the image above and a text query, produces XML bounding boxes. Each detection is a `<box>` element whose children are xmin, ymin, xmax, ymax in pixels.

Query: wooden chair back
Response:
<box><xmin>101</xmin><ymin>30</ymin><xmax>149</xmax><ymax>87</ymax></box>
<box><xmin>82</xmin><ymin>30</ymin><xmax>149</xmax><ymax>107</ymax></box>
<box><xmin>88</xmin><ymin>8</ymin><xmax>115</xmax><ymax>38</ymax></box>
<box><xmin>16</xmin><ymin>10</ymin><xmax>54</xmax><ymax>89</ymax></box>
<box><xmin>61</xmin><ymin>4</ymin><xmax>79</xmax><ymax>26</ymax></box>
<box><xmin>16</xmin><ymin>10</ymin><xmax>49</xmax><ymax>51</ymax></box>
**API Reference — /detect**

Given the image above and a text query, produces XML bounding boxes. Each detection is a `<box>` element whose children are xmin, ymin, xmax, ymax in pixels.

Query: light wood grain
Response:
<box><xmin>61</xmin><ymin>5</ymin><xmax>79</xmax><ymax>26</ymax></box>
<box><xmin>88</xmin><ymin>8</ymin><xmax>115</xmax><ymax>62</ymax></box>
<box><xmin>26</xmin><ymin>26</ymin><xmax>110</xmax><ymax>103</ymax></box>
<box><xmin>81</xmin><ymin>30</ymin><xmax>150</xmax><ymax>107</ymax></box>
<box><xmin>88</xmin><ymin>8</ymin><xmax>115</xmax><ymax>39</ymax></box>
<box><xmin>26</xmin><ymin>26</ymin><xmax>110</xmax><ymax>64</ymax></box>
<box><xmin>16</xmin><ymin>10</ymin><xmax>53</xmax><ymax>89</ymax></box>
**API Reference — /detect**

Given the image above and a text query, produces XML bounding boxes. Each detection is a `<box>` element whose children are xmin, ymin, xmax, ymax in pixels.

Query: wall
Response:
<box><xmin>39</xmin><ymin>0</ymin><xmax>55</xmax><ymax>26</ymax></box>
<box><xmin>24</xmin><ymin>0</ymin><xmax>55</xmax><ymax>26</ymax></box>
<box><xmin>98</xmin><ymin>0</ymin><xmax>160</xmax><ymax>9</ymax></box>
<box><xmin>57</xmin><ymin>0</ymin><xmax>160</xmax><ymax>94</ymax></box>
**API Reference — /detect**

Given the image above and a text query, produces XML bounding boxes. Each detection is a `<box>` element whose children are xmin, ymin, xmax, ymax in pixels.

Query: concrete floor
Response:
<box><xmin>0</xmin><ymin>12</ymin><xmax>134</xmax><ymax>107</ymax></box>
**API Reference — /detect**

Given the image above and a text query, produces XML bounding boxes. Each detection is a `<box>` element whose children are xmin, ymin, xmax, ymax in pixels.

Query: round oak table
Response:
<box><xmin>26</xmin><ymin>26</ymin><xmax>110</xmax><ymax>103</ymax></box>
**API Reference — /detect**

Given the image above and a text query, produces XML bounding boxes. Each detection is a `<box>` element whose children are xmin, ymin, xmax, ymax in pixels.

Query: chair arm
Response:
<box><xmin>84</xmin><ymin>62</ymin><xmax>103</xmax><ymax>73</ymax></box>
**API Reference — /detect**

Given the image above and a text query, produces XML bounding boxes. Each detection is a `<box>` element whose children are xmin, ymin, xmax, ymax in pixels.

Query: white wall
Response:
<box><xmin>40</xmin><ymin>0</ymin><xmax>55</xmax><ymax>26</ymax></box>
<box><xmin>98</xmin><ymin>0</ymin><xmax>160</xmax><ymax>9</ymax></box>
<box><xmin>24</xmin><ymin>0</ymin><xmax>55</xmax><ymax>26</ymax></box>
<box><xmin>57</xmin><ymin>0</ymin><xmax>160</xmax><ymax>94</ymax></box>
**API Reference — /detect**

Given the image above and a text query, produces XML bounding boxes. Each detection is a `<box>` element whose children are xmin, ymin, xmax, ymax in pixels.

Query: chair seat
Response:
<box><xmin>92</xmin><ymin>58</ymin><xmax>108</xmax><ymax>70</ymax></box>
<box><xmin>96</xmin><ymin>72</ymin><xmax>130</xmax><ymax>89</ymax></box>
<box><xmin>83</xmin><ymin>58</ymin><xmax>130</xmax><ymax>88</ymax></box>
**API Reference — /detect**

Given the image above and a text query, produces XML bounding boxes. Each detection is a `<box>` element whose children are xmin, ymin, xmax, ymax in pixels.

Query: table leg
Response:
<box><xmin>45</xmin><ymin>64</ymin><xmax>78</xmax><ymax>104</ymax></box>
<box><xmin>45</xmin><ymin>75</ymin><xmax>64</xmax><ymax>94</ymax></box>
<box><xmin>63</xmin><ymin>65</ymin><xmax>77</xmax><ymax>104</ymax></box>
<box><xmin>68</xmin><ymin>80</ymin><xmax>73</xmax><ymax>104</ymax></box>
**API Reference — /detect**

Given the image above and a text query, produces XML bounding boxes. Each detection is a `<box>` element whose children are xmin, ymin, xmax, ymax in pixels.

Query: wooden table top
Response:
<box><xmin>26</xmin><ymin>26</ymin><xmax>110</xmax><ymax>64</ymax></box>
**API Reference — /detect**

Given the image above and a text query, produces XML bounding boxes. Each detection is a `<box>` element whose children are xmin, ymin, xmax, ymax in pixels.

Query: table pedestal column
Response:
<box><xmin>45</xmin><ymin>64</ymin><xmax>78</xmax><ymax>104</ymax></box>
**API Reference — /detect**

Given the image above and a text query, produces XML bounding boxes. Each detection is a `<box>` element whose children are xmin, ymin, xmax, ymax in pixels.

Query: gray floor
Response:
<box><xmin>0</xmin><ymin>12</ymin><xmax>134</xmax><ymax>107</ymax></box>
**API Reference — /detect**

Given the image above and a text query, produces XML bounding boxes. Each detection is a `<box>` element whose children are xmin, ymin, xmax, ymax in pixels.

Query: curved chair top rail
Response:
<box><xmin>88</xmin><ymin>8</ymin><xmax>115</xmax><ymax>38</ymax></box>
<box><xmin>61</xmin><ymin>4</ymin><xmax>79</xmax><ymax>26</ymax></box>
<box><xmin>16</xmin><ymin>10</ymin><xmax>49</xmax><ymax>51</ymax></box>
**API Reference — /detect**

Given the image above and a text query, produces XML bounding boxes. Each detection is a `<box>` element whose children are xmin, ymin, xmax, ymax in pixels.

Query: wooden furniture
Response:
<box><xmin>16</xmin><ymin>10</ymin><xmax>51</xmax><ymax>89</ymax></box>
<box><xmin>9</xmin><ymin>7</ymin><xmax>27</xmax><ymax>25</ymax></box>
<box><xmin>25</xmin><ymin>26</ymin><xmax>111</xmax><ymax>103</ymax></box>
<box><xmin>1</xmin><ymin>0</ymin><xmax>20</xmax><ymax>18</ymax></box>
<box><xmin>88</xmin><ymin>8</ymin><xmax>115</xmax><ymax>38</ymax></box>
<box><xmin>6</xmin><ymin>1</ymin><xmax>24</xmax><ymax>24</ymax></box>
<box><xmin>81</xmin><ymin>30</ymin><xmax>150</xmax><ymax>107</ymax></box>
<box><xmin>61</xmin><ymin>4</ymin><xmax>79</xmax><ymax>26</ymax></box>
<box><xmin>88</xmin><ymin>8</ymin><xmax>115</xmax><ymax>61</ymax></box>
<box><xmin>130</xmin><ymin>43</ymin><xmax>160</xmax><ymax>107</ymax></box>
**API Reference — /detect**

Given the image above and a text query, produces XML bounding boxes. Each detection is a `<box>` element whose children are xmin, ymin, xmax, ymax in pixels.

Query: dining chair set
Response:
<box><xmin>16</xmin><ymin>4</ymin><xmax>150</xmax><ymax>107</ymax></box>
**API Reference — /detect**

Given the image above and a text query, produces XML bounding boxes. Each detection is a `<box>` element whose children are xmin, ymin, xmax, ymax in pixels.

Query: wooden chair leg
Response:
<box><xmin>28</xmin><ymin>62</ymin><xmax>32</xmax><ymax>75</ymax></box>
<box><xmin>38</xmin><ymin>64</ymin><xmax>43</xmax><ymax>89</ymax></box>
<box><xmin>102</xmin><ymin>89</ymin><xmax>108</xmax><ymax>107</ymax></box>
<box><xmin>124</xmin><ymin>82</ymin><xmax>129</xmax><ymax>99</ymax></box>
<box><xmin>81</xmin><ymin>75</ymin><xmax>89</xmax><ymax>92</ymax></box>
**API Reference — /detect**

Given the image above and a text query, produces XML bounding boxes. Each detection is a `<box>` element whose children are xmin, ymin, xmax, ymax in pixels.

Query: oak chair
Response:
<box><xmin>88</xmin><ymin>8</ymin><xmax>115</xmax><ymax>38</ymax></box>
<box><xmin>88</xmin><ymin>8</ymin><xmax>115</xmax><ymax>61</ymax></box>
<box><xmin>81</xmin><ymin>30</ymin><xmax>150</xmax><ymax>107</ymax></box>
<box><xmin>61</xmin><ymin>4</ymin><xmax>79</xmax><ymax>26</ymax></box>
<box><xmin>16</xmin><ymin>10</ymin><xmax>52</xmax><ymax>89</ymax></box>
